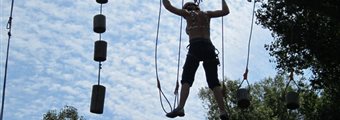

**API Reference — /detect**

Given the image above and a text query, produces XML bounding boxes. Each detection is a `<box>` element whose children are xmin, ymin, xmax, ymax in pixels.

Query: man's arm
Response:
<box><xmin>206</xmin><ymin>0</ymin><xmax>230</xmax><ymax>18</ymax></box>
<box><xmin>163</xmin><ymin>0</ymin><xmax>189</xmax><ymax>17</ymax></box>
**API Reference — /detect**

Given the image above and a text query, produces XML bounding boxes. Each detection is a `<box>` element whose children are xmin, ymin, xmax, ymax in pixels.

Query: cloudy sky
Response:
<box><xmin>1</xmin><ymin>0</ymin><xmax>277</xmax><ymax>120</ymax></box>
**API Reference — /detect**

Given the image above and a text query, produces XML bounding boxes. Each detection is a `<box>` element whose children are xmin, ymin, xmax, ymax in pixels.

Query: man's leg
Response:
<box><xmin>212</xmin><ymin>86</ymin><xmax>227</xmax><ymax>114</ymax></box>
<box><xmin>166</xmin><ymin>55</ymin><xmax>199</xmax><ymax>118</ymax></box>
<box><xmin>203</xmin><ymin>60</ymin><xmax>227</xmax><ymax>117</ymax></box>
<box><xmin>177</xmin><ymin>83</ymin><xmax>190</xmax><ymax>109</ymax></box>
<box><xmin>177</xmin><ymin>55</ymin><xmax>199</xmax><ymax>109</ymax></box>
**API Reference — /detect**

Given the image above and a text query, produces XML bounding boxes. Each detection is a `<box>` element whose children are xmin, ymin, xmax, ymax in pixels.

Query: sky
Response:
<box><xmin>1</xmin><ymin>0</ymin><xmax>277</xmax><ymax>120</ymax></box>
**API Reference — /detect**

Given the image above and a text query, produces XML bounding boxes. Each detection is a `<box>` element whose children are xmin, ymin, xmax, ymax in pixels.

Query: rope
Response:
<box><xmin>100</xmin><ymin>4</ymin><xmax>103</xmax><ymax>14</ymax></box>
<box><xmin>283</xmin><ymin>70</ymin><xmax>300</xmax><ymax>94</ymax></box>
<box><xmin>96</xmin><ymin>2</ymin><xmax>104</xmax><ymax>85</ymax></box>
<box><xmin>1</xmin><ymin>0</ymin><xmax>15</xmax><ymax>119</ymax></box>
<box><xmin>239</xmin><ymin>0</ymin><xmax>256</xmax><ymax>89</ymax></box>
<box><xmin>221</xmin><ymin>15</ymin><xmax>227</xmax><ymax>96</ymax></box>
<box><xmin>245</xmin><ymin>1</ymin><xmax>256</xmax><ymax>69</ymax></box>
<box><xmin>220</xmin><ymin>0</ymin><xmax>225</xmax><ymax>85</ymax></box>
<box><xmin>97</xmin><ymin>62</ymin><xmax>102</xmax><ymax>85</ymax></box>
<box><xmin>155</xmin><ymin>0</ymin><xmax>172</xmax><ymax>113</ymax></box>
<box><xmin>173</xmin><ymin>0</ymin><xmax>186</xmax><ymax>109</ymax></box>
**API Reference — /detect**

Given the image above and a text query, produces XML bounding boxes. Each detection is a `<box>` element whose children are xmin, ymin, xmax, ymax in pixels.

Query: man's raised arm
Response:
<box><xmin>163</xmin><ymin>0</ymin><xmax>189</xmax><ymax>17</ymax></box>
<box><xmin>207</xmin><ymin>0</ymin><xmax>230</xmax><ymax>18</ymax></box>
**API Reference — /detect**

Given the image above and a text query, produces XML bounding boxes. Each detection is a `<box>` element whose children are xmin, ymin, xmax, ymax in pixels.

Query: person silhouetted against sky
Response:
<box><xmin>162</xmin><ymin>0</ymin><xmax>230</xmax><ymax>119</ymax></box>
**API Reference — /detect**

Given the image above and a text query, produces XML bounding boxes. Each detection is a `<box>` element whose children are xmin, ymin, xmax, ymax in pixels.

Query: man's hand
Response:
<box><xmin>194</xmin><ymin>0</ymin><xmax>203</xmax><ymax>4</ymax></box>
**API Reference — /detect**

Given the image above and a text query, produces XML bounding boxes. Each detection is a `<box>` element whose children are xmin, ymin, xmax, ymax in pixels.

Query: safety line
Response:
<box><xmin>155</xmin><ymin>0</ymin><xmax>173</xmax><ymax>114</ymax></box>
<box><xmin>1</xmin><ymin>0</ymin><xmax>15</xmax><ymax>119</ymax></box>
<box><xmin>222</xmin><ymin>6</ymin><xmax>225</xmax><ymax>77</ymax></box>
<box><xmin>239</xmin><ymin>0</ymin><xmax>256</xmax><ymax>89</ymax></box>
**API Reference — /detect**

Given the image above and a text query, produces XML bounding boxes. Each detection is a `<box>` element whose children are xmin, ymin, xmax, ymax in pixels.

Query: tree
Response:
<box><xmin>199</xmin><ymin>76</ymin><xmax>321</xmax><ymax>120</ymax></box>
<box><xmin>256</xmin><ymin>0</ymin><xmax>340</xmax><ymax>119</ymax></box>
<box><xmin>43</xmin><ymin>105</ymin><xmax>86</xmax><ymax>120</ymax></box>
<box><xmin>257</xmin><ymin>0</ymin><xmax>339</xmax><ymax>88</ymax></box>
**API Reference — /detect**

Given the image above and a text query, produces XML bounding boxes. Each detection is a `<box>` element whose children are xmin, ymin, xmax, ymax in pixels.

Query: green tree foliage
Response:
<box><xmin>256</xmin><ymin>0</ymin><xmax>340</xmax><ymax>90</ymax></box>
<box><xmin>43</xmin><ymin>105</ymin><xmax>86</xmax><ymax>120</ymax></box>
<box><xmin>257</xmin><ymin>0</ymin><xmax>339</xmax><ymax>88</ymax></box>
<box><xmin>255</xmin><ymin>0</ymin><xmax>340</xmax><ymax>119</ymax></box>
<box><xmin>199</xmin><ymin>76</ymin><xmax>322</xmax><ymax>120</ymax></box>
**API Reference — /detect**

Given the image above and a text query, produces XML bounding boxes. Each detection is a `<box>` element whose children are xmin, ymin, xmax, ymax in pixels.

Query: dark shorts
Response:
<box><xmin>181</xmin><ymin>38</ymin><xmax>221</xmax><ymax>89</ymax></box>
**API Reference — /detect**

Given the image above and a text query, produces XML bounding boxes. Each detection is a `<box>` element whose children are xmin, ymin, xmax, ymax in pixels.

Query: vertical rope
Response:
<box><xmin>173</xmin><ymin>0</ymin><xmax>185</xmax><ymax>109</ymax></box>
<box><xmin>97</xmin><ymin>62</ymin><xmax>102</xmax><ymax>85</ymax></box>
<box><xmin>221</xmin><ymin>14</ymin><xmax>224</xmax><ymax>80</ymax></box>
<box><xmin>155</xmin><ymin>0</ymin><xmax>173</xmax><ymax>113</ymax></box>
<box><xmin>245</xmin><ymin>1</ymin><xmax>256</xmax><ymax>69</ymax></box>
<box><xmin>240</xmin><ymin>0</ymin><xmax>256</xmax><ymax>89</ymax></box>
<box><xmin>155</xmin><ymin>0</ymin><xmax>162</xmax><ymax>90</ymax></box>
<box><xmin>97</xmin><ymin>3</ymin><xmax>104</xmax><ymax>85</ymax></box>
<box><xmin>100</xmin><ymin>4</ymin><xmax>103</xmax><ymax>14</ymax></box>
<box><xmin>221</xmin><ymin>13</ymin><xmax>228</xmax><ymax>99</ymax></box>
<box><xmin>1</xmin><ymin>0</ymin><xmax>15</xmax><ymax>119</ymax></box>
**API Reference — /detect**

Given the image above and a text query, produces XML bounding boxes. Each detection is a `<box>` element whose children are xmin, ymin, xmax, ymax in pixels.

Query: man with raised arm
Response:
<box><xmin>162</xmin><ymin>0</ymin><xmax>230</xmax><ymax>119</ymax></box>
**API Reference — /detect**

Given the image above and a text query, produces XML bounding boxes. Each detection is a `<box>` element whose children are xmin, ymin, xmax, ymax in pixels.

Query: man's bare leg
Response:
<box><xmin>177</xmin><ymin>83</ymin><xmax>190</xmax><ymax>109</ymax></box>
<box><xmin>166</xmin><ymin>83</ymin><xmax>190</xmax><ymax>118</ymax></box>
<box><xmin>212</xmin><ymin>86</ymin><xmax>227</xmax><ymax>114</ymax></box>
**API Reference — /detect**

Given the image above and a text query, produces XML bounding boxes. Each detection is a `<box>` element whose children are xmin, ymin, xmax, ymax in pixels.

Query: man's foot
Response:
<box><xmin>166</xmin><ymin>108</ymin><xmax>185</xmax><ymax>118</ymax></box>
<box><xmin>219</xmin><ymin>112</ymin><xmax>229</xmax><ymax>120</ymax></box>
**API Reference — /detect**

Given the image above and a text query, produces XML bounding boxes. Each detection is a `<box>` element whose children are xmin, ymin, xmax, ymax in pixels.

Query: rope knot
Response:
<box><xmin>243</xmin><ymin>68</ymin><xmax>249</xmax><ymax>80</ymax></box>
<box><xmin>157</xmin><ymin>78</ymin><xmax>161</xmax><ymax>90</ymax></box>
<box><xmin>174</xmin><ymin>81</ymin><xmax>179</xmax><ymax>95</ymax></box>
<box><xmin>289</xmin><ymin>70</ymin><xmax>294</xmax><ymax>81</ymax></box>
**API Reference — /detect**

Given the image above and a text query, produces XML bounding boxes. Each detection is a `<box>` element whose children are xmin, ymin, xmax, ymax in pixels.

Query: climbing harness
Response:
<box><xmin>236</xmin><ymin>0</ymin><xmax>257</xmax><ymax>109</ymax></box>
<box><xmin>90</xmin><ymin>0</ymin><xmax>108</xmax><ymax>114</ymax></box>
<box><xmin>1</xmin><ymin>0</ymin><xmax>15</xmax><ymax>119</ymax></box>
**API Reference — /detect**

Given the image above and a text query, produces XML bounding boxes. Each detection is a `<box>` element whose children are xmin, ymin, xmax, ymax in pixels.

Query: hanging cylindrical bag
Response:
<box><xmin>90</xmin><ymin>85</ymin><xmax>106</xmax><ymax>114</ymax></box>
<box><xmin>237</xmin><ymin>88</ymin><xmax>250</xmax><ymax>109</ymax></box>
<box><xmin>286</xmin><ymin>91</ymin><xmax>299</xmax><ymax>110</ymax></box>
<box><xmin>94</xmin><ymin>40</ymin><xmax>107</xmax><ymax>62</ymax></box>
<box><xmin>96</xmin><ymin>0</ymin><xmax>108</xmax><ymax>4</ymax></box>
<box><xmin>93</xmin><ymin>14</ymin><xmax>106</xmax><ymax>33</ymax></box>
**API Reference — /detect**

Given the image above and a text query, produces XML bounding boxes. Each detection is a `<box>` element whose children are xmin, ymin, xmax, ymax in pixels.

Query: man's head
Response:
<box><xmin>183</xmin><ymin>2</ymin><xmax>200</xmax><ymax>11</ymax></box>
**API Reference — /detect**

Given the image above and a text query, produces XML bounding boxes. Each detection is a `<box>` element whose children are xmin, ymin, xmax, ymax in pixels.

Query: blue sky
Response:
<box><xmin>1</xmin><ymin>0</ymin><xmax>277</xmax><ymax>119</ymax></box>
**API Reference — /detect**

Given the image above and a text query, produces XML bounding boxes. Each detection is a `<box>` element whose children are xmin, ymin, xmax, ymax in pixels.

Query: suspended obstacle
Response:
<box><xmin>284</xmin><ymin>71</ymin><xmax>300</xmax><ymax>110</ymax></box>
<box><xmin>236</xmin><ymin>69</ymin><xmax>251</xmax><ymax>109</ymax></box>
<box><xmin>237</xmin><ymin>88</ymin><xmax>250</xmax><ymax>109</ymax></box>
<box><xmin>96</xmin><ymin>0</ymin><xmax>108</xmax><ymax>4</ymax></box>
<box><xmin>90</xmin><ymin>0</ymin><xmax>108</xmax><ymax>114</ymax></box>
<box><xmin>94</xmin><ymin>40</ymin><xmax>107</xmax><ymax>62</ymax></box>
<box><xmin>286</xmin><ymin>91</ymin><xmax>299</xmax><ymax>109</ymax></box>
<box><xmin>235</xmin><ymin>0</ymin><xmax>259</xmax><ymax>109</ymax></box>
<box><xmin>90</xmin><ymin>85</ymin><xmax>106</xmax><ymax>114</ymax></box>
<box><xmin>93</xmin><ymin>14</ymin><xmax>106</xmax><ymax>33</ymax></box>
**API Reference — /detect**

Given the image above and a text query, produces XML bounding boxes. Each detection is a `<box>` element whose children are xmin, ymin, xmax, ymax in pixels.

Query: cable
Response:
<box><xmin>1</xmin><ymin>0</ymin><xmax>15</xmax><ymax>119</ymax></box>
<box><xmin>97</xmin><ymin>62</ymin><xmax>102</xmax><ymax>85</ymax></box>
<box><xmin>221</xmin><ymin>16</ymin><xmax>225</xmax><ymax>84</ymax></box>
<box><xmin>245</xmin><ymin>1</ymin><xmax>256</xmax><ymax>69</ymax></box>
<box><xmin>173</xmin><ymin>0</ymin><xmax>185</xmax><ymax>109</ymax></box>
<box><xmin>155</xmin><ymin>0</ymin><xmax>172</xmax><ymax>113</ymax></box>
<box><xmin>239</xmin><ymin>0</ymin><xmax>256</xmax><ymax>89</ymax></box>
<box><xmin>221</xmin><ymin>8</ymin><xmax>229</xmax><ymax>105</ymax></box>
<box><xmin>97</xmin><ymin>4</ymin><xmax>103</xmax><ymax>85</ymax></box>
